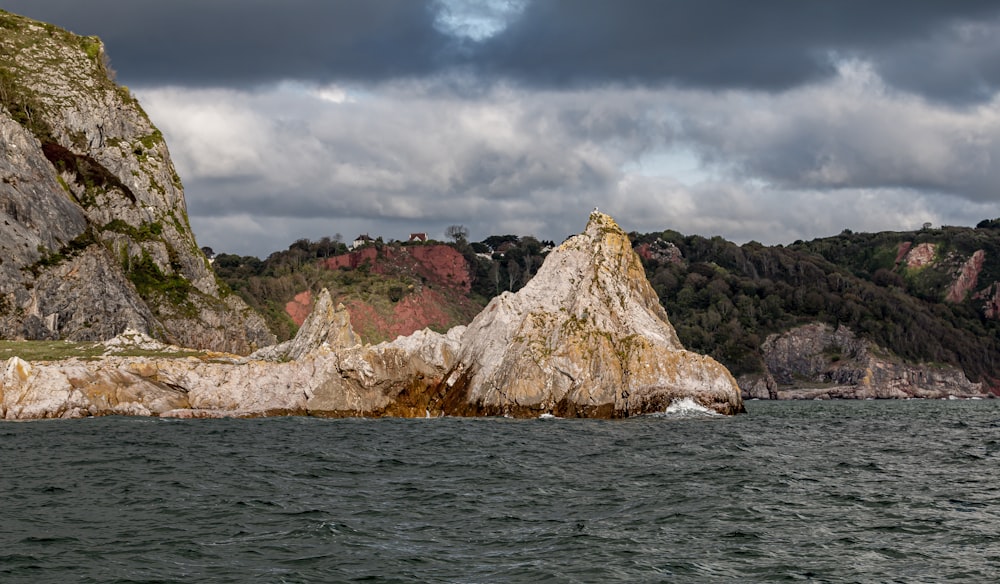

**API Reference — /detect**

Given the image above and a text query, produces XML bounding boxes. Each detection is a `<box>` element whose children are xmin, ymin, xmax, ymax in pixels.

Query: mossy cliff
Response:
<box><xmin>0</xmin><ymin>10</ymin><xmax>274</xmax><ymax>353</ymax></box>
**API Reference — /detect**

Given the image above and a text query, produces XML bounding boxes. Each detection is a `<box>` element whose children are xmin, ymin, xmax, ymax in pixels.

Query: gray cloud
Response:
<box><xmin>674</xmin><ymin>63</ymin><xmax>1000</xmax><ymax>201</ymax></box>
<box><xmin>476</xmin><ymin>0</ymin><xmax>1000</xmax><ymax>101</ymax></box>
<box><xmin>874</xmin><ymin>20</ymin><xmax>1000</xmax><ymax>103</ymax></box>
<box><xmin>137</xmin><ymin>82</ymin><xmax>628</xmax><ymax>254</ymax></box>
<box><xmin>135</xmin><ymin>71</ymin><xmax>1000</xmax><ymax>256</ymax></box>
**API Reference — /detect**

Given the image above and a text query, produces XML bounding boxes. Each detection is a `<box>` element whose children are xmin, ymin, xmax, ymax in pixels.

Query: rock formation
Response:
<box><xmin>303</xmin><ymin>242</ymin><xmax>480</xmax><ymax>343</ymax></box>
<box><xmin>0</xmin><ymin>10</ymin><xmax>274</xmax><ymax>353</ymax></box>
<box><xmin>441</xmin><ymin>211</ymin><xmax>744</xmax><ymax>416</ymax></box>
<box><xmin>739</xmin><ymin>322</ymin><xmax>986</xmax><ymax>400</ymax></box>
<box><xmin>946</xmin><ymin>249</ymin><xmax>985</xmax><ymax>304</ymax></box>
<box><xmin>253</xmin><ymin>289</ymin><xmax>358</xmax><ymax>362</ymax></box>
<box><xmin>0</xmin><ymin>212</ymin><xmax>745</xmax><ymax>419</ymax></box>
<box><xmin>900</xmin><ymin>242</ymin><xmax>937</xmax><ymax>268</ymax></box>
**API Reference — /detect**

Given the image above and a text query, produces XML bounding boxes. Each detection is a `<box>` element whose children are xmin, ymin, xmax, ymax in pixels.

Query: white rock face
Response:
<box><xmin>252</xmin><ymin>289</ymin><xmax>358</xmax><ymax>362</ymax></box>
<box><xmin>103</xmin><ymin>328</ymin><xmax>177</xmax><ymax>354</ymax></box>
<box><xmin>1</xmin><ymin>356</ymin><xmax>188</xmax><ymax>419</ymax></box>
<box><xmin>444</xmin><ymin>211</ymin><xmax>743</xmax><ymax>416</ymax></box>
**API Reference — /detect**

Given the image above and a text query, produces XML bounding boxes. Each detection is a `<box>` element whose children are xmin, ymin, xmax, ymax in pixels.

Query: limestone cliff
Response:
<box><xmin>0</xmin><ymin>212</ymin><xmax>743</xmax><ymax>419</ymax></box>
<box><xmin>0</xmin><ymin>10</ymin><xmax>274</xmax><ymax>352</ymax></box>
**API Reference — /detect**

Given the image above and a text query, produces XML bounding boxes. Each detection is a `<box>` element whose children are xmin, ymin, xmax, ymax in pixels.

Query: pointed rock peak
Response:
<box><xmin>585</xmin><ymin>209</ymin><xmax>626</xmax><ymax>238</ymax></box>
<box><xmin>4</xmin><ymin>356</ymin><xmax>33</xmax><ymax>383</ymax></box>
<box><xmin>518</xmin><ymin>211</ymin><xmax>674</xmax><ymax>335</ymax></box>
<box><xmin>559</xmin><ymin>210</ymin><xmax>632</xmax><ymax>254</ymax></box>
<box><xmin>293</xmin><ymin>288</ymin><xmax>358</xmax><ymax>353</ymax></box>
<box><xmin>251</xmin><ymin>288</ymin><xmax>358</xmax><ymax>361</ymax></box>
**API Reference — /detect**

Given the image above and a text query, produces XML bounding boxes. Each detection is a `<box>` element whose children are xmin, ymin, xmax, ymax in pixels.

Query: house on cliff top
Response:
<box><xmin>350</xmin><ymin>234</ymin><xmax>374</xmax><ymax>250</ymax></box>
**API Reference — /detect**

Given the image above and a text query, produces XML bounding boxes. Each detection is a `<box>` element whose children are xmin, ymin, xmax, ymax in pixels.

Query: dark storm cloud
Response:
<box><xmin>0</xmin><ymin>0</ymin><xmax>452</xmax><ymax>86</ymax></box>
<box><xmin>476</xmin><ymin>0</ymin><xmax>1000</xmax><ymax>97</ymax></box>
<box><xmin>4</xmin><ymin>0</ymin><xmax>1000</xmax><ymax>100</ymax></box>
<box><xmin>874</xmin><ymin>22</ymin><xmax>1000</xmax><ymax>104</ymax></box>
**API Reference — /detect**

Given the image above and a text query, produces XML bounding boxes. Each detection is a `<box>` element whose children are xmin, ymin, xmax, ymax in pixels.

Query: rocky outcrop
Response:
<box><xmin>440</xmin><ymin>211</ymin><xmax>743</xmax><ymax>416</ymax></box>
<box><xmin>975</xmin><ymin>283</ymin><xmax>1000</xmax><ymax>319</ymax></box>
<box><xmin>253</xmin><ymin>289</ymin><xmax>358</xmax><ymax>361</ymax></box>
<box><xmin>1</xmin><ymin>355</ymin><xmax>190</xmax><ymax>419</ymax></box>
<box><xmin>737</xmin><ymin>372</ymin><xmax>778</xmax><ymax>400</ymax></box>
<box><xmin>284</xmin><ymin>283</ymin><xmax>466</xmax><ymax>344</ymax></box>
<box><xmin>0</xmin><ymin>10</ymin><xmax>274</xmax><ymax>353</ymax></box>
<box><xmin>305</xmin><ymin>243</ymin><xmax>480</xmax><ymax>343</ymax></box>
<box><xmin>946</xmin><ymin>249</ymin><xmax>984</xmax><ymax>303</ymax></box>
<box><xmin>635</xmin><ymin>239</ymin><xmax>683</xmax><ymax>265</ymax></box>
<box><xmin>0</xmin><ymin>212</ymin><xmax>744</xmax><ymax>419</ymax></box>
<box><xmin>901</xmin><ymin>242</ymin><xmax>936</xmax><ymax>268</ymax></box>
<box><xmin>896</xmin><ymin>240</ymin><xmax>987</xmax><ymax>307</ymax></box>
<box><xmin>741</xmin><ymin>322</ymin><xmax>987</xmax><ymax>399</ymax></box>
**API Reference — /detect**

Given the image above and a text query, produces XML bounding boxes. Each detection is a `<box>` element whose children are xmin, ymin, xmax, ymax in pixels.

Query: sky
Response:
<box><xmin>5</xmin><ymin>0</ymin><xmax>1000</xmax><ymax>257</ymax></box>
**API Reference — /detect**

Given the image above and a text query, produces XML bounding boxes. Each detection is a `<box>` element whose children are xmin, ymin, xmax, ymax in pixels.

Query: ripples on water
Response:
<box><xmin>2</xmin><ymin>400</ymin><xmax>1000</xmax><ymax>583</ymax></box>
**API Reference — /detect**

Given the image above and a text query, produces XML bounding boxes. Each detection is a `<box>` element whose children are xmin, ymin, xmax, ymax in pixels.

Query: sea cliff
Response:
<box><xmin>0</xmin><ymin>10</ymin><xmax>273</xmax><ymax>353</ymax></box>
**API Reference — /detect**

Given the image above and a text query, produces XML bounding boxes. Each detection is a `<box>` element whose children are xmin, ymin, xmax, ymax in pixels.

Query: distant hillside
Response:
<box><xmin>215</xmin><ymin>220</ymin><xmax>1000</xmax><ymax>395</ymax></box>
<box><xmin>633</xmin><ymin>223</ymin><xmax>1000</xmax><ymax>391</ymax></box>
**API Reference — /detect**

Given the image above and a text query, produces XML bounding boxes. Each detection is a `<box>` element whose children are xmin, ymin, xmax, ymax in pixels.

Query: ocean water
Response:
<box><xmin>2</xmin><ymin>400</ymin><xmax>999</xmax><ymax>583</ymax></box>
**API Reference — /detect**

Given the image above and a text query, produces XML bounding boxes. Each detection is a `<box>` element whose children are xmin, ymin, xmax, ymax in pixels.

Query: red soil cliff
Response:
<box><xmin>288</xmin><ymin>244</ymin><xmax>480</xmax><ymax>341</ymax></box>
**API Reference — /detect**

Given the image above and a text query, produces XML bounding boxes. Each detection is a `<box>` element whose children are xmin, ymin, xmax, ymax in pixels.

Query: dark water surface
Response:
<box><xmin>2</xmin><ymin>400</ymin><xmax>1000</xmax><ymax>583</ymax></box>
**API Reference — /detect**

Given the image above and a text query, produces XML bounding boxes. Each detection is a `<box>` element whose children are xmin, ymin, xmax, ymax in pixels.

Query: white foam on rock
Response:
<box><xmin>663</xmin><ymin>397</ymin><xmax>721</xmax><ymax>417</ymax></box>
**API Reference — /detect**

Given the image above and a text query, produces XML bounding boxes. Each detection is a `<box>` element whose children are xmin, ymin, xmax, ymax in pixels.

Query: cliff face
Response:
<box><xmin>1</xmin><ymin>213</ymin><xmax>744</xmax><ymax>419</ymax></box>
<box><xmin>0</xmin><ymin>11</ymin><xmax>274</xmax><ymax>352</ymax></box>
<box><xmin>739</xmin><ymin>323</ymin><xmax>986</xmax><ymax>400</ymax></box>
<box><xmin>899</xmin><ymin>242</ymin><xmax>987</xmax><ymax>305</ymax></box>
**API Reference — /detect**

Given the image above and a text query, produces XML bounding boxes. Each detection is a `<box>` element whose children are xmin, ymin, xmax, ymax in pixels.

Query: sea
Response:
<box><xmin>2</xmin><ymin>399</ymin><xmax>999</xmax><ymax>583</ymax></box>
